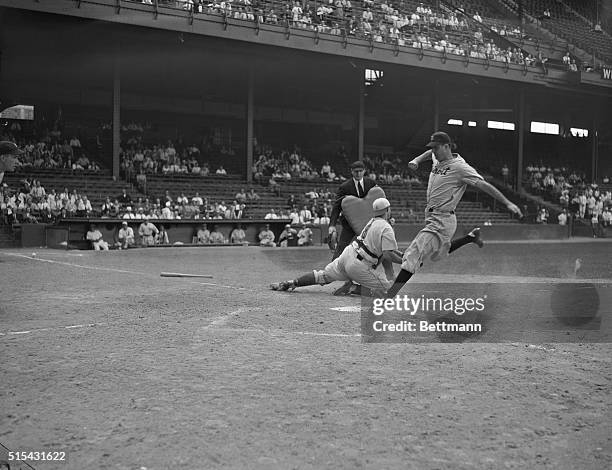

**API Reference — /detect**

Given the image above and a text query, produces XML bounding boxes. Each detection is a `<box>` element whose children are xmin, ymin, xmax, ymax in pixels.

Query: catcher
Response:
<box><xmin>270</xmin><ymin>198</ymin><xmax>403</xmax><ymax>295</ymax></box>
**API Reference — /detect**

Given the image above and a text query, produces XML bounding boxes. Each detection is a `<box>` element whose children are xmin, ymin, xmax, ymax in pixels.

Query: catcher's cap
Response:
<box><xmin>373</xmin><ymin>197</ymin><xmax>391</xmax><ymax>215</ymax></box>
<box><xmin>350</xmin><ymin>160</ymin><xmax>365</xmax><ymax>170</ymax></box>
<box><xmin>426</xmin><ymin>131</ymin><xmax>455</xmax><ymax>148</ymax></box>
<box><xmin>0</xmin><ymin>141</ymin><xmax>23</xmax><ymax>156</ymax></box>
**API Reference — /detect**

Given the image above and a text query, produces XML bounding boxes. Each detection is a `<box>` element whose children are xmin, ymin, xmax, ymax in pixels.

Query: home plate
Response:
<box><xmin>330</xmin><ymin>306</ymin><xmax>361</xmax><ymax>312</ymax></box>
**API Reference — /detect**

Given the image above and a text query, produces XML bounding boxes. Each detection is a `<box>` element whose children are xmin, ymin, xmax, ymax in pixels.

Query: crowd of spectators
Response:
<box><xmin>1</xmin><ymin>128</ymin><xmax>102</xmax><ymax>172</ymax></box>
<box><xmin>1</xmin><ymin>178</ymin><xmax>96</xmax><ymax>224</ymax></box>
<box><xmin>252</xmin><ymin>144</ymin><xmax>345</xmax><ymax>187</ymax></box>
<box><xmin>524</xmin><ymin>163</ymin><xmax>612</xmax><ymax>236</ymax></box>
<box><xmin>131</xmin><ymin>0</ymin><xmax>548</xmax><ymax>68</ymax></box>
<box><xmin>100</xmin><ymin>186</ymin><xmax>261</xmax><ymax>221</ymax></box>
<box><xmin>362</xmin><ymin>153</ymin><xmax>422</xmax><ymax>186</ymax></box>
<box><xmin>120</xmin><ymin>140</ymin><xmax>232</xmax><ymax>182</ymax></box>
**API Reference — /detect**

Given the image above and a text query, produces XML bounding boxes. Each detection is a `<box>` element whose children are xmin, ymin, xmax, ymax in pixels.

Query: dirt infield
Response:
<box><xmin>1</xmin><ymin>243</ymin><xmax>611</xmax><ymax>469</ymax></box>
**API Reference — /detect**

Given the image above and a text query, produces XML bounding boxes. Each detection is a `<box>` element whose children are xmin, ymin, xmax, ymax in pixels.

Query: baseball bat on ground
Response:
<box><xmin>160</xmin><ymin>272</ymin><xmax>214</xmax><ymax>278</ymax></box>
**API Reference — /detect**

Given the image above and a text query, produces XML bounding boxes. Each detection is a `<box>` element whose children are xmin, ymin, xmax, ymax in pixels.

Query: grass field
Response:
<box><xmin>1</xmin><ymin>242</ymin><xmax>611</xmax><ymax>469</ymax></box>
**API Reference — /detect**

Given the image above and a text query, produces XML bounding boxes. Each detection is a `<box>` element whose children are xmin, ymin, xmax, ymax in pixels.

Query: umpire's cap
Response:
<box><xmin>373</xmin><ymin>197</ymin><xmax>391</xmax><ymax>215</ymax></box>
<box><xmin>0</xmin><ymin>141</ymin><xmax>24</xmax><ymax>156</ymax></box>
<box><xmin>426</xmin><ymin>131</ymin><xmax>456</xmax><ymax>149</ymax></box>
<box><xmin>350</xmin><ymin>160</ymin><xmax>365</xmax><ymax>170</ymax></box>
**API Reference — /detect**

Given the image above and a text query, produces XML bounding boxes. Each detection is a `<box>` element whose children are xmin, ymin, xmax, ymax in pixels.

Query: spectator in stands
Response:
<box><xmin>299</xmin><ymin>205</ymin><xmax>312</xmax><ymax>224</ymax></box>
<box><xmin>196</xmin><ymin>224</ymin><xmax>211</xmax><ymax>244</ymax></box>
<box><xmin>578</xmin><ymin>192</ymin><xmax>587</xmax><ymax>218</ymax></box>
<box><xmin>138</xmin><ymin>216</ymin><xmax>159</xmax><ymax>246</ymax></box>
<box><xmin>287</xmin><ymin>194</ymin><xmax>298</xmax><ymax>208</ymax></box>
<box><xmin>536</xmin><ymin>207</ymin><xmax>549</xmax><ymax>224</ymax></box>
<box><xmin>21</xmin><ymin>207</ymin><xmax>38</xmax><ymax>223</ymax></box>
<box><xmin>602</xmin><ymin>208</ymin><xmax>612</xmax><ymax>227</ymax></box>
<box><xmin>289</xmin><ymin>206</ymin><xmax>300</xmax><ymax>225</ymax></box>
<box><xmin>558</xmin><ymin>209</ymin><xmax>568</xmax><ymax>226</ymax></box>
<box><xmin>501</xmin><ymin>164</ymin><xmax>509</xmax><ymax>186</ymax></box>
<box><xmin>123</xmin><ymin>206</ymin><xmax>136</xmax><ymax>219</ymax></box>
<box><xmin>317</xmin><ymin>205</ymin><xmax>331</xmax><ymax>226</ymax></box>
<box><xmin>136</xmin><ymin>170</ymin><xmax>147</xmax><ymax>192</ymax></box>
<box><xmin>100</xmin><ymin>197</ymin><xmax>114</xmax><ymax>218</ymax></box>
<box><xmin>77</xmin><ymin>196</ymin><xmax>93</xmax><ymax>217</ymax></box>
<box><xmin>321</xmin><ymin>161</ymin><xmax>332</xmax><ymax>178</ymax></box>
<box><xmin>118</xmin><ymin>188</ymin><xmax>132</xmax><ymax>206</ymax></box>
<box><xmin>587</xmin><ymin>193</ymin><xmax>597</xmax><ymax>218</ymax></box>
<box><xmin>192</xmin><ymin>192</ymin><xmax>204</xmax><ymax>207</ymax></box>
<box><xmin>569</xmin><ymin>59</ymin><xmax>578</xmax><ymax>72</ymax></box>
<box><xmin>64</xmin><ymin>196</ymin><xmax>77</xmax><ymax>217</ymax></box>
<box><xmin>161</xmin><ymin>201</ymin><xmax>173</xmax><ymax>219</ymax></box>
<box><xmin>235</xmin><ymin>188</ymin><xmax>247</xmax><ymax>204</ymax></box>
<box><xmin>247</xmin><ymin>188</ymin><xmax>260</xmax><ymax>201</ymax></box>
<box><xmin>176</xmin><ymin>192</ymin><xmax>188</xmax><ymax>205</ymax></box>
<box><xmin>86</xmin><ymin>224</ymin><xmax>109</xmax><ymax>251</ymax></box>
<box><xmin>591</xmin><ymin>212</ymin><xmax>602</xmax><ymax>238</ymax></box>
<box><xmin>229</xmin><ymin>200</ymin><xmax>244</xmax><ymax>219</ymax></box>
<box><xmin>259</xmin><ymin>224</ymin><xmax>276</xmax><ymax>247</ymax></box>
<box><xmin>230</xmin><ymin>224</ymin><xmax>247</xmax><ymax>244</ymax></box>
<box><xmin>562</xmin><ymin>52</ymin><xmax>571</xmax><ymax>67</ymax></box>
<box><xmin>297</xmin><ymin>226</ymin><xmax>313</xmax><ymax>246</ymax></box>
<box><xmin>268</xmin><ymin>176</ymin><xmax>281</xmax><ymax>197</ymax></box>
<box><xmin>117</xmin><ymin>221</ymin><xmax>135</xmax><ymax>249</ymax></box>
<box><xmin>216</xmin><ymin>165</ymin><xmax>227</xmax><ymax>175</ymax></box>
<box><xmin>265</xmin><ymin>208</ymin><xmax>279</xmax><ymax>219</ymax></box>
<box><xmin>594</xmin><ymin>22</ymin><xmax>602</xmax><ymax>32</ymax></box>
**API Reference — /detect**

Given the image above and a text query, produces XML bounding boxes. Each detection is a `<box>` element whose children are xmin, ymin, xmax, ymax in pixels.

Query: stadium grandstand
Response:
<box><xmin>2</xmin><ymin>2</ymin><xmax>612</xmax><ymax>469</ymax></box>
<box><xmin>0</xmin><ymin>0</ymin><xmax>611</xmax><ymax>247</ymax></box>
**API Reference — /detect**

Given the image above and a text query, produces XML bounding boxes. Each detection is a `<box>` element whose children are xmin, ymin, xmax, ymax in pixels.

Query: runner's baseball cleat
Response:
<box><xmin>270</xmin><ymin>280</ymin><xmax>296</xmax><ymax>291</ymax></box>
<box><xmin>468</xmin><ymin>227</ymin><xmax>484</xmax><ymax>248</ymax></box>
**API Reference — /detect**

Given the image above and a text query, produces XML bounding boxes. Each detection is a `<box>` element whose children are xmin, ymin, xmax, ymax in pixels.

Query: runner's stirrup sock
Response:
<box><xmin>295</xmin><ymin>272</ymin><xmax>316</xmax><ymax>287</ymax></box>
<box><xmin>449</xmin><ymin>228</ymin><xmax>483</xmax><ymax>254</ymax></box>
<box><xmin>386</xmin><ymin>269</ymin><xmax>413</xmax><ymax>297</ymax></box>
<box><xmin>448</xmin><ymin>234</ymin><xmax>473</xmax><ymax>254</ymax></box>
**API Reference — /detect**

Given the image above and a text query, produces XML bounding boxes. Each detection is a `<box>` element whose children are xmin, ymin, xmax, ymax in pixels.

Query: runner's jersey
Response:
<box><xmin>427</xmin><ymin>154</ymin><xmax>484</xmax><ymax>212</ymax></box>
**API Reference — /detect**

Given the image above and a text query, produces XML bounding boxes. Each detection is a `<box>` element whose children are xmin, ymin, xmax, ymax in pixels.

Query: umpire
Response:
<box><xmin>328</xmin><ymin>160</ymin><xmax>378</xmax><ymax>294</ymax></box>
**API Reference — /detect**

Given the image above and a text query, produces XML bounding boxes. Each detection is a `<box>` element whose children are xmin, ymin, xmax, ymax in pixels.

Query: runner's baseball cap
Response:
<box><xmin>0</xmin><ymin>141</ymin><xmax>23</xmax><ymax>155</ymax></box>
<box><xmin>425</xmin><ymin>131</ymin><xmax>454</xmax><ymax>148</ymax></box>
<box><xmin>373</xmin><ymin>197</ymin><xmax>391</xmax><ymax>215</ymax></box>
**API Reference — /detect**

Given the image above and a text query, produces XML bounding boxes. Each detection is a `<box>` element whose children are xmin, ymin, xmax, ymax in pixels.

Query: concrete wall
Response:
<box><xmin>393</xmin><ymin>223</ymin><xmax>570</xmax><ymax>243</ymax></box>
<box><xmin>21</xmin><ymin>221</ymin><xmax>575</xmax><ymax>249</ymax></box>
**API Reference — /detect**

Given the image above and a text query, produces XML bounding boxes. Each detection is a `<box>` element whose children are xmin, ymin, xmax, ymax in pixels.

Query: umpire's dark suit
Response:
<box><xmin>329</xmin><ymin>177</ymin><xmax>378</xmax><ymax>259</ymax></box>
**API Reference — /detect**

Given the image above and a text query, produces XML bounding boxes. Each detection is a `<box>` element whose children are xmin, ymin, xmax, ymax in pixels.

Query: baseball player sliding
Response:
<box><xmin>386</xmin><ymin>131</ymin><xmax>523</xmax><ymax>297</ymax></box>
<box><xmin>270</xmin><ymin>198</ymin><xmax>403</xmax><ymax>295</ymax></box>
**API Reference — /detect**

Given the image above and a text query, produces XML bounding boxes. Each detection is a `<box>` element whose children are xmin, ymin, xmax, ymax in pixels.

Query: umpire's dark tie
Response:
<box><xmin>358</xmin><ymin>182</ymin><xmax>364</xmax><ymax>197</ymax></box>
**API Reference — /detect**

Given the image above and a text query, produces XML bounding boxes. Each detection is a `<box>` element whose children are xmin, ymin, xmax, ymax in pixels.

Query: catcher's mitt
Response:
<box><xmin>327</xmin><ymin>229</ymin><xmax>338</xmax><ymax>251</ymax></box>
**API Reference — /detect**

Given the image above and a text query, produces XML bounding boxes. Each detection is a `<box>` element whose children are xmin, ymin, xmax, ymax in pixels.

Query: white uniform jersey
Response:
<box><xmin>358</xmin><ymin>217</ymin><xmax>398</xmax><ymax>259</ymax></box>
<box><xmin>317</xmin><ymin>217</ymin><xmax>398</xmax><ymax>291</ymax></box>
<box><xmin>427</xmin><ymin>154</ymin><xmax>484</xmax><ymax>212</ymax></box>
